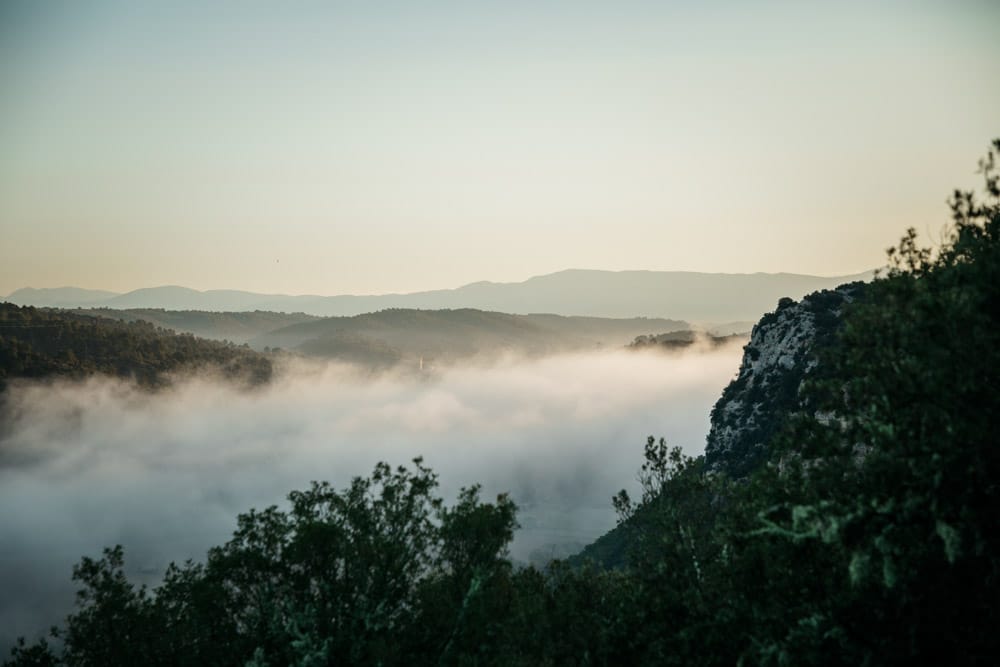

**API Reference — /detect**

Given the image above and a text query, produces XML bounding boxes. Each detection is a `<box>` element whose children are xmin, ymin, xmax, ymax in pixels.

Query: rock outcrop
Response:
<box><xmin>570</xmin><ymin>281</ymin><xmax>868</xmax><ymax>569</ymax></box>
<box><xmin>704</xmin><ymin>282</ymin><xmax>865</xmax><ymax>478</ymax></box>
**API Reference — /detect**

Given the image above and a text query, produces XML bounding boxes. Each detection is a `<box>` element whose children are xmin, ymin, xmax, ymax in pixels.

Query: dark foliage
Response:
<box><xmin>0</xmin><ymin>304</ymin><xmax>273</xmax><ymax>390</ymax></box>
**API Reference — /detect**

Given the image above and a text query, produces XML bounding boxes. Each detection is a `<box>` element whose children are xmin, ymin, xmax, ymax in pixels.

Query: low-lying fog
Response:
<box><xmin>0</xmin><ymin>343</ymin><xmax>743</xmax><ymax>648</ymax></box>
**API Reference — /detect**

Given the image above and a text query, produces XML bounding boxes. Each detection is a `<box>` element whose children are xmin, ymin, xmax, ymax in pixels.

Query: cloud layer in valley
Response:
<box><xmin>0</xmin><ymin>344</ymin><xmax>742</xmax><ymax>648</ymax></box>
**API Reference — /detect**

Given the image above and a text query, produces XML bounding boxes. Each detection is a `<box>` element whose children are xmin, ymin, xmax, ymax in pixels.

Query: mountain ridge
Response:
<box><xmin>6</xmin><ymin>269</ymin><xmax>875</xmax><ymax>321</ymax></box>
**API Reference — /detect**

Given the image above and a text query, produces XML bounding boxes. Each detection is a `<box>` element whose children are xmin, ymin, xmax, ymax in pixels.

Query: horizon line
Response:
<box><xmin>4</xmin><ymin>266</ymin><xmax>879</xmax><ymax>300</ymax></box>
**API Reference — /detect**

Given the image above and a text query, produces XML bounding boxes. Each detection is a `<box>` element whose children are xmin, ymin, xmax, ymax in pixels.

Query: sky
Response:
<box><xmin>1</xmin><ymin>0</ymin><xmax>998</xmax><ymax>296</ymax></box>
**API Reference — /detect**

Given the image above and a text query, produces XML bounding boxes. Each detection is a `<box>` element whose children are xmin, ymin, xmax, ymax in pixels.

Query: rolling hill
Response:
<box><xmin>65</xmin><ymin>308</ymin><xmax>321</xmax><ymax>343</ymax></box>
<box><xmin>0</xmin><ymin>303</ymin><xmax>272</xmax><ymax>390</ymax></box>
<box><xmin>251</xmin><ymin>309</ymin><xmax>691</xmax><ymax>366</ymax></box>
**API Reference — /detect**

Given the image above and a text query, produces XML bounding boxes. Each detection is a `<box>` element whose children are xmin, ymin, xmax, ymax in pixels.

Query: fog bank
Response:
<box><xmin>0</xmin><ymin>345</ymin><xmax>742</xmax><ymax>647</ymax></box>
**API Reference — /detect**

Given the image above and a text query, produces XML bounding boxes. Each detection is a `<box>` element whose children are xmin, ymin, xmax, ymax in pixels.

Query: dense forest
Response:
<box><xmin>0</xmin><ymin>305</ymin><xmax>272</xmax><ymax>391</ymax></box>
<box><xmin>65</xmin><ymin>308</ymin><xmax>321</xmax><ymax>345</ymax></box>
<box><xmin>6</xmin><ymin>141</ymin><xmax>999</xmax><ymax>666</ymax></box>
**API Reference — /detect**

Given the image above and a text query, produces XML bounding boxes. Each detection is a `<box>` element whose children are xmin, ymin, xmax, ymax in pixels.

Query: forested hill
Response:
<box><xmin>251</xmin><ymin>309</ymin><xmax>690</xmax><ymax>365</ymax></box>
<box><xmin>67</xmin><ymin>307</ymin><xmax>321</xmax><ymax>344</ymax></box>
<box><xmin>565</xmin><ymin>141</ymin><xmax>1000</xmax><ymax>663</ymax></box>
<box><xmin>570</xmin><ymin>282</ymin><xmax>864</xmax><ymax>568</ymax></box>
<box><xmin>0</xmin><ymin>303</ymin><xmax>272</xmax><ymax>390</ymax></box>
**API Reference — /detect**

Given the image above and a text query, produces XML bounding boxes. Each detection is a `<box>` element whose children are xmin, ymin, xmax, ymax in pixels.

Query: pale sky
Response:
<box><xmin>1</xmin><ymin>0</ymin><xmax>998</xmax><ymax>296</ymax></box>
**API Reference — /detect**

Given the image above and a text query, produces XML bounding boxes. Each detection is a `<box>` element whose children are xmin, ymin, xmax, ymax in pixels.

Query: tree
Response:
<box><xmin>6</xmin><ymin>459</ymin><xmax>520</xmax><ymax>667</ymax></box>
<box><xmin>740</xmin><ymin>138</ymin><xmax>1000</xmax><ymax>664</ymax></box>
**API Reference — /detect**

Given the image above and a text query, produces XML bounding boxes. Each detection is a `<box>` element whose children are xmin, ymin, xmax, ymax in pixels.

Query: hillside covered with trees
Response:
<box><xmin>65</xmin><ymin>308</ymin><xmax>321</xmax><ymax>344</ymax></box>
<box><xmin>6</xmin><ymin>141</ymin><xmax>999</xmax><ymax>666</ymax></box>
<box><xmin>251</xmin><ymin>309</ymin><xmax>691</xmax><ymax>366</ymax></box>
<box><xmin>0</xmin><ymin>305</ymin><xmax>273</xmax><ymax>391</ymax></box>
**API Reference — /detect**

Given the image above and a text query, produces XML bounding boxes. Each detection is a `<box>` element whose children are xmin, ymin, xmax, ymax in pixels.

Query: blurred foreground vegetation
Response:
<box><xmin>7</xmin><ymin>142</ymin><xmax>999</xmax><ymax>665</ymax></box>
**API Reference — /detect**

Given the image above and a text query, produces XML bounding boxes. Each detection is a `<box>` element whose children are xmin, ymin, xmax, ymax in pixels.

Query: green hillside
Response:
<box><xmin>66</xmin><ymin>308</ymin><xmax>320</xmax><ymax>343</ymax></box>
<box><xmin>0</xmin><ymin>304</ymin><xmax>272</xmax><ymax>390</ymax></box>
<box><xmin>253</xmin><ymin>308</ymin><xmax>689</xmax><ymax>365</ymax></box>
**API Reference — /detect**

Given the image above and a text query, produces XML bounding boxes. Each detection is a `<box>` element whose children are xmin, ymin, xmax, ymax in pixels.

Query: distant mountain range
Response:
<box><xmin>4</xmin><ymin>269</ymin><xmax>874</xmax><ymax>322</ymax></box>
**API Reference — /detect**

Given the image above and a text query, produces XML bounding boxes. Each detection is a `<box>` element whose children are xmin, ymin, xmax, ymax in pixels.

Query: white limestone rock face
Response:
<box><xmin>703</xmin><ymin>284</ymin><xmax>864</xmax><ymax>477</ymax></box>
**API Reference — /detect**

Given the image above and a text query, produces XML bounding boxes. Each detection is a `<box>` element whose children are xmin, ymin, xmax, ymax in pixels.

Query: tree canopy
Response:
<box><xmin>0</xmin><ymin>304</ymin><xmax>272</xmax><ymax>390</ymax></box>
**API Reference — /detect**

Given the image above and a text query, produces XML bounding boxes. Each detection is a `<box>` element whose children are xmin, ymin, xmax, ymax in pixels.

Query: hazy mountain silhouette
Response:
<box><xmin>5</xmin><ymin>269</ymin><xmax>874</xmax><ymax>321</ymax></box>
<box><xmin>102</xmin><ymin>287</ymin><xmax>328</xmax><ymax>312</ymax></box>
<box><xmin>5</xmin><ymin>287</ymin><xmax>120</xmax><ymax>308</ymax></box>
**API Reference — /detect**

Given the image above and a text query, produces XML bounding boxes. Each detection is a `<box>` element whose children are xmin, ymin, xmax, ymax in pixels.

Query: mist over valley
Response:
<box><xmin>0</xmin><ymin>340</ymin><xmax>744</xmax><ymax>649</ymax></box>
<box><xmin>2</xmin><ymin>1</ymin><xmax>996</xmax><ymax>661</ymax></box>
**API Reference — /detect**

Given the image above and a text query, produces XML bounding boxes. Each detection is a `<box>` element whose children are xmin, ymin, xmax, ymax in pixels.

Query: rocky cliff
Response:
<box><xmin>569</xmin><ymin>282</ymin><xmax>867</xmax><ymax>568</ymax></box>
<box><xmin>704</xmin><ymin>282</ymin><xmax>866</xmax><ymax>478</ymax></box>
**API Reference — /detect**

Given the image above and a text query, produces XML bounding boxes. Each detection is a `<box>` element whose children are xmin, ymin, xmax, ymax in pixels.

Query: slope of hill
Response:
<box><xmin>4</xmin><ymin>269</ymin><xmax>874</xmax><ymax>321</ymax></box>
<box><xmin>0</xmin><ymin>303</ymin><xmax>272</xmax><ymax>390</ymax></box>
<box><xmin>66</xmin><ymin>308</ymin><xmax>321</xmax><ymax>343</ymax></box>
<box><xmin>251</xmin><ymin>309</ymin><xmax>689</xmax><ymax>365</ymax></box>
<box><xmin>571</xmin><ymin>281</ymin><xmax>863</xmax><ymax>567</ymax></box>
